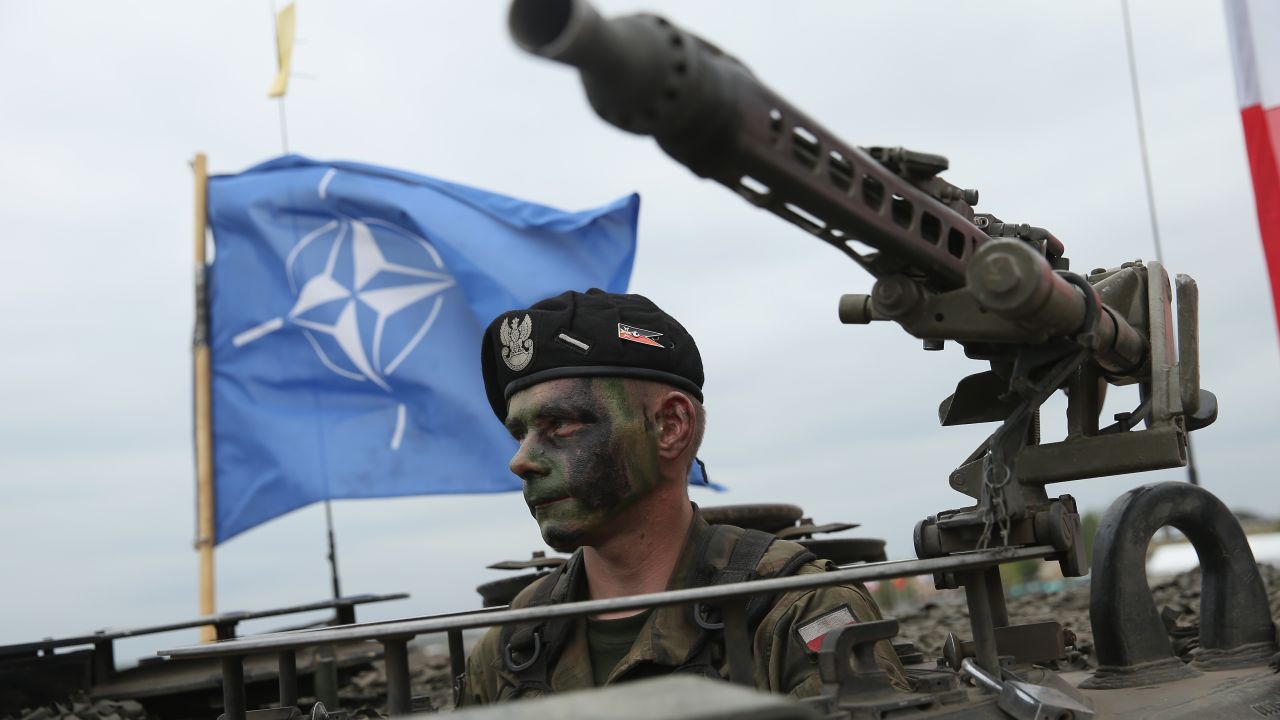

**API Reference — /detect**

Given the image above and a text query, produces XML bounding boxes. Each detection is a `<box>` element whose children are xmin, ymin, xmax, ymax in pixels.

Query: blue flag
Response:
<box><xmin>206</xmin><ymin>155</ymin><xmax>644</xmax><ymax>543</ymax></box>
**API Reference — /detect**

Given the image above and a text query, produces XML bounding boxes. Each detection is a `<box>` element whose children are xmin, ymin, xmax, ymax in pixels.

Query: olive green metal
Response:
<box><xmin>967</xmin><ymin>240</ymin><xmax>1085</xmax><ymax>335</ymax></box>
<box><xmin>961</xmin><ymin>570</ymin><xmax>999</xmax><ymax>675</ymax></box>
<box><xmin>966</xmin><ymin>241</ymin><xmax>1147</xmax><ymax>375</ymax></box>
<box><xmin>1175</xmin><ymin>274</ymin><xmax>1200</xmax><ymax>415</ymax></box>
<box><xmin>836</xmin><ymin>293</ymin><xmax>877</xmax><ymax>325</ymax></box>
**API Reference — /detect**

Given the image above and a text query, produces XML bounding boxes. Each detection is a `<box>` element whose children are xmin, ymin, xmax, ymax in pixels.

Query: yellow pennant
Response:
<box><xmin>268</xmin><ymin>3</ymin><xmax>296</xmax><ymax>98</ymax></box>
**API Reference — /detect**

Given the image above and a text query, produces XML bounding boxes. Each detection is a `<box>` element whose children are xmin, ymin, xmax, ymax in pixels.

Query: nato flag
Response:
<box><xmin>206</xmin><ymin>156</ymin><xmax>639</xmax><ymax>543</ymax></box>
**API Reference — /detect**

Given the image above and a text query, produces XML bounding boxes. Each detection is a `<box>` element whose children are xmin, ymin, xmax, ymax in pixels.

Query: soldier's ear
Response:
<box><xmin>654</xmin><ymin>391</ymin><xmax>695</xmax><ymax>462</ymax></box>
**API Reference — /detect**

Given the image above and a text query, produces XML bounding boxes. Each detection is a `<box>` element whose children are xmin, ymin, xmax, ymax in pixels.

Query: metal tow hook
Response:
<box><xmin>960</xmin><ymin>658</ymin><xmax>1095</xmax><ymax>720</ymax></box>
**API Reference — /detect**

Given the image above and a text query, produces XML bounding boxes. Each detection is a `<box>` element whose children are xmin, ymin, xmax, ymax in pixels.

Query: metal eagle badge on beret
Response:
<box><xmin>500</xmin><ymin>314</ymin><xmax>534</xmax><ymax>371</ymax></box>
<box><xmin>618</xmin><ymin>322</ymin><xmax>663</xmax><ymax>348</ymax></box>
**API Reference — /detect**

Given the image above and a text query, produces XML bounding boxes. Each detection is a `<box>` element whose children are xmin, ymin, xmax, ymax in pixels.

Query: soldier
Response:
<box><xmin>460</xmin><ymin>289</ymin><xmax>906</xmax><ymax>704</ymax></box>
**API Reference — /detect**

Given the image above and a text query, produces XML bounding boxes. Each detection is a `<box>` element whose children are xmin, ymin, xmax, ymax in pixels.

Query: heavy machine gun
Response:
<box><xmin>501</xmin><ymin>1</ymin><xmax>1280</xmax><ymax>717</ymax></box>
<box><xmin>508</xmin><ymin>0</ymin><xmax>1214</xmax><ymax>598</ymax></box>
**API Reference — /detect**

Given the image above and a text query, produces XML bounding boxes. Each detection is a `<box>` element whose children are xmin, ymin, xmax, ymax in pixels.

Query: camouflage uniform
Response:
<box><xmin>460</xmin><ymin>509</ymin><xmax>907</xmax><ymax>705</ymax></box>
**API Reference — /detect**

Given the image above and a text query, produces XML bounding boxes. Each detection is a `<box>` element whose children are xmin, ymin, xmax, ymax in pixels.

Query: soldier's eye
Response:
<box><xmin>549</xmin><ymin>420</ymin><xmax>578</xmax><ymax>437</ymax></box>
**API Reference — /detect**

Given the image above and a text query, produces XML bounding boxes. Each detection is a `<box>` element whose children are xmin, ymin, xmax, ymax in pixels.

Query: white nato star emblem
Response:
<box><xmin>230</xmin><ymin>170</ymin><xmax>457</xmax><ymax>450</ymax></box>
<box><xmin>285</xmin><ymin>218</ymin><xmax>454</xmax><ymax>391</ymax></box>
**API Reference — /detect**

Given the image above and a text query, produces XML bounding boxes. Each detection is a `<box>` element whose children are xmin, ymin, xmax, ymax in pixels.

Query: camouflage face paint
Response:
<box><xmin>504</xmin><ymin>378</ymin><xmax>662</xmax><ymax>551</ymax></box>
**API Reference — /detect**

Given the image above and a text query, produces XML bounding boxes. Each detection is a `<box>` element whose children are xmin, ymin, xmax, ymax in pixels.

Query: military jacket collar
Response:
<box><xmin>550</xmin><ymin>506</ymin><xmax>715</xmax><ymax>688</ymax></box>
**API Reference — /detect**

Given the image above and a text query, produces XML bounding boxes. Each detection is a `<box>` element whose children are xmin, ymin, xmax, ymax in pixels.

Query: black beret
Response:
<box><xmin>481</xmin><ymin>289</ymin><xmax>704</xmax><ymax>419</ymax></box>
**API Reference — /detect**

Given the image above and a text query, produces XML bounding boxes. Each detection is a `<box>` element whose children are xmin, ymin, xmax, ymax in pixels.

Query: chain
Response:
<box><xmin>977</xmin><ymin>440</ymin><xmax>1014</xmax><ymax>550</ymax></box>
<box><xmin>976</xmin><ymin>270</ymin><xmax>1101</xmax><ymax>551</ymax></box>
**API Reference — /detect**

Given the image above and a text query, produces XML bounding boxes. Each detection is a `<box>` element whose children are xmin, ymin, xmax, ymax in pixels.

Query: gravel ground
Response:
<box><xmin>6</xmin><ymin>697</ymin><xmax>149</xmax><ymax>720</ymax></box>
<box><xmin>894</xmin><ymin>562</ymin><xmax>1280</xmax><ymax>668</ymax></box>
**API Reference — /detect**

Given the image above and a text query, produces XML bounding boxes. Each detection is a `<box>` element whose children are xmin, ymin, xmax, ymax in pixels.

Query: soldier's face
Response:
<box><xmin>504</xmin><ymin>377</ymin><xmax>662</xmax><ymax>551</ymax></box>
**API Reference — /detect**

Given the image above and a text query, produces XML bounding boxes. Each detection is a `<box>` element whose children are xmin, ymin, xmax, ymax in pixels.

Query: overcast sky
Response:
<box><xmin>2</xmin><ymin>1</ymin><xmax>1277</xmax><ymax>664</ymax></box>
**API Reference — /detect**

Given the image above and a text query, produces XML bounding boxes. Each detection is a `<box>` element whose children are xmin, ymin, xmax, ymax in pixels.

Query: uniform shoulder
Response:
<box><xmin>461</xmin><ymin>623</ymin><xmax>506</xmax><ymax>706</ymax></box>
<box><xmin>753</xmin><ymin>536</ymin><xmax>883</xmax><ymax>631</ymax></box>
<box><xmin>466</xmin><ymin>574</ymin><xmax>549</xmax><ymax>668</ymax></box>
<box><xmin>756</xmin><ymin>536</ymin><xmax>821</xmax><ymax>577</ymax></box>
<box><xmin>462</xmin><ymin>572</ymin><xmax>560</xmax><ymax>706</ymax></box>
<box><xmin>508</xmin><ymin>572</ymin><xmax>555</xmax><ymax>609</ymax></box>
<box><xmin>699</xmin><ymin>523</ymin><xmax>814</xmax><ymax>577</ymax></box>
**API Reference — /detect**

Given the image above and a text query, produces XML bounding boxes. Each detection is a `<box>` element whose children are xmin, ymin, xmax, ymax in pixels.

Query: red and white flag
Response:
<box><xmin>1226</xmin><ymin>0</ymin><xmax>1280</xmax><ymax>335</ymax></box>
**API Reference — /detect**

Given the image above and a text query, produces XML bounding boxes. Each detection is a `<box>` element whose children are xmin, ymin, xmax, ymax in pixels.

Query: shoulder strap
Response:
<box><xmin>745</xmin><ymin>541</ymin><xmax>816</xmax><ymax>627</ymax></box>
<box><xmin>690</xmin><ymin>527</ymin><xmax>816</xmax><ymax>623</ymax></box>
<box><xmin>686</xmin><ymin>526</ymin><xmax>777</xmax><ymax>588</ymax></box>
<box><xmin>718</xmin><ymin>528</ymin><xmax>776</xmax><ymax>586</ymax></box>
<box><xmin>499</xmin><ymin>552</ymin><xmax>583</xmax><ymax>697</ymax></box>
<box><xmin>679</xmin><ymin>527</ymin><xmax>815</xmax><ymax>677</ymax></box>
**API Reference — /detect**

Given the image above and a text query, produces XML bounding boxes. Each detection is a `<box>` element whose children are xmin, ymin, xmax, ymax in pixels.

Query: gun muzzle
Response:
<box><xmin>511</xmin><ymin>0</ymin><xmax>696</xmax><ymax>137</ymax></box>
<box><xmin>509</xmin><ymin>0</ymin><xmax>607</xmax><ymax>68</ymax></box>
<box><xmin>510</xmin><ymin>0</ymin><xmax>758</xmax><ymax>180</ymax></box>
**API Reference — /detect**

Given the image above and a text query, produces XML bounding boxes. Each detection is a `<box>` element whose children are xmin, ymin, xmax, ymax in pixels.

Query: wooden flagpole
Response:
<box><xmin>192</xmin><ymin>152</ymin><xmax>217</xmax><ymax>641</ymax></box>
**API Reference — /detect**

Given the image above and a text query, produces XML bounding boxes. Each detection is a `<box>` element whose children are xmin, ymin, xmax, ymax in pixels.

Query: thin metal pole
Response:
<box><xmin>315</xmin><ymin>644</ymin><xmax>339</xmax><ymax>707</ymax></box>
<box><xmin>277</xmin><ymin>99</ymin><xmax>291</xmax><ymax>155</ymax></box>
<box><xmin>221</xmin><ymin>656</ymin><xmax>247</xmax><ymax>720</ymax></box>
<box><xmin>325</xmin><ymin>499</ymin><xmax>342</xmax><ymax>600</ymax></box>
<box><xmin>1120</xmin><ymin>0</ymin><xmax>1165</xmax><ymax>265</ymax></box>
<box><xmin>91</xmin><ymin>640</ymin><xmax>116</xmax><ymax>683</ymax></box>
<box><xmin>1121</xmin><ymin>0</ymin><xmax>1201</xmax><ymax>486</ymax></box>
<box><xmin>983</xmin><ymin>567</ymin><xmax>1009</xmax><ymax>628</ymax></box>
<box><xmin>160</xmin><ymin>545</ymin><xmax>1058</xmax><ymax>661</ymax></box>
<box><xmin>269</xmin><ymin>3</ymin><xmax>335</xmax><ymax>590</ymax></box>
<box><xmin>962</xmin><ymin>570</ymin><xmax>999</xmax><ymax>674</ymax></box>
<box><xmin>383</xmin><ymin>637</ymin><xmax>412</xmax><ymax>715</ymax></box>
<box><xmin>278</xmin><ymin>650</ymin><xmax>298</xmax><ymax>707</ymax></box>
<box><xmin>447</xmin><ymin>629</ymin><xmax>466</xmax><ymax>684</ymax></box>
<box><xmin>192</xmin><ymin>152</ymin><xmax>217</xmax><ymax>643</ymax></box>
<box><xmin>269</xmin><ymin>0</ymin><xmax>291</xmax><ymax>154</ymax></box>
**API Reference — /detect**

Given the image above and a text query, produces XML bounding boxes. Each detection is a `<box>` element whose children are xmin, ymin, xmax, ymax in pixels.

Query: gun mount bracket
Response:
<box><xmin>816</xmin><ymin>620</ymin><xmax>960</xmax><ymax>716</ymax></box>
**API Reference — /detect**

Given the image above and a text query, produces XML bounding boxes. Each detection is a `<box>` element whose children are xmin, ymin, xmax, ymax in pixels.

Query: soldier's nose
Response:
<box><xmin>509</xmin><ymin>441</ymin><xmax>547</xmax><ymax>481</ymax></box>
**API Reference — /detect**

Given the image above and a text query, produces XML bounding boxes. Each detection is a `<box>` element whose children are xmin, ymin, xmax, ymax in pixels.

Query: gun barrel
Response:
<box><xmin>509</xmin><ymin>0</ymin><xmax>989</xmax><ymax>291</ymax></box>
<box><xmin>513</xmin><ymin>1</ymin><xmax>1145</xmax><ymax>377</ymax></box>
